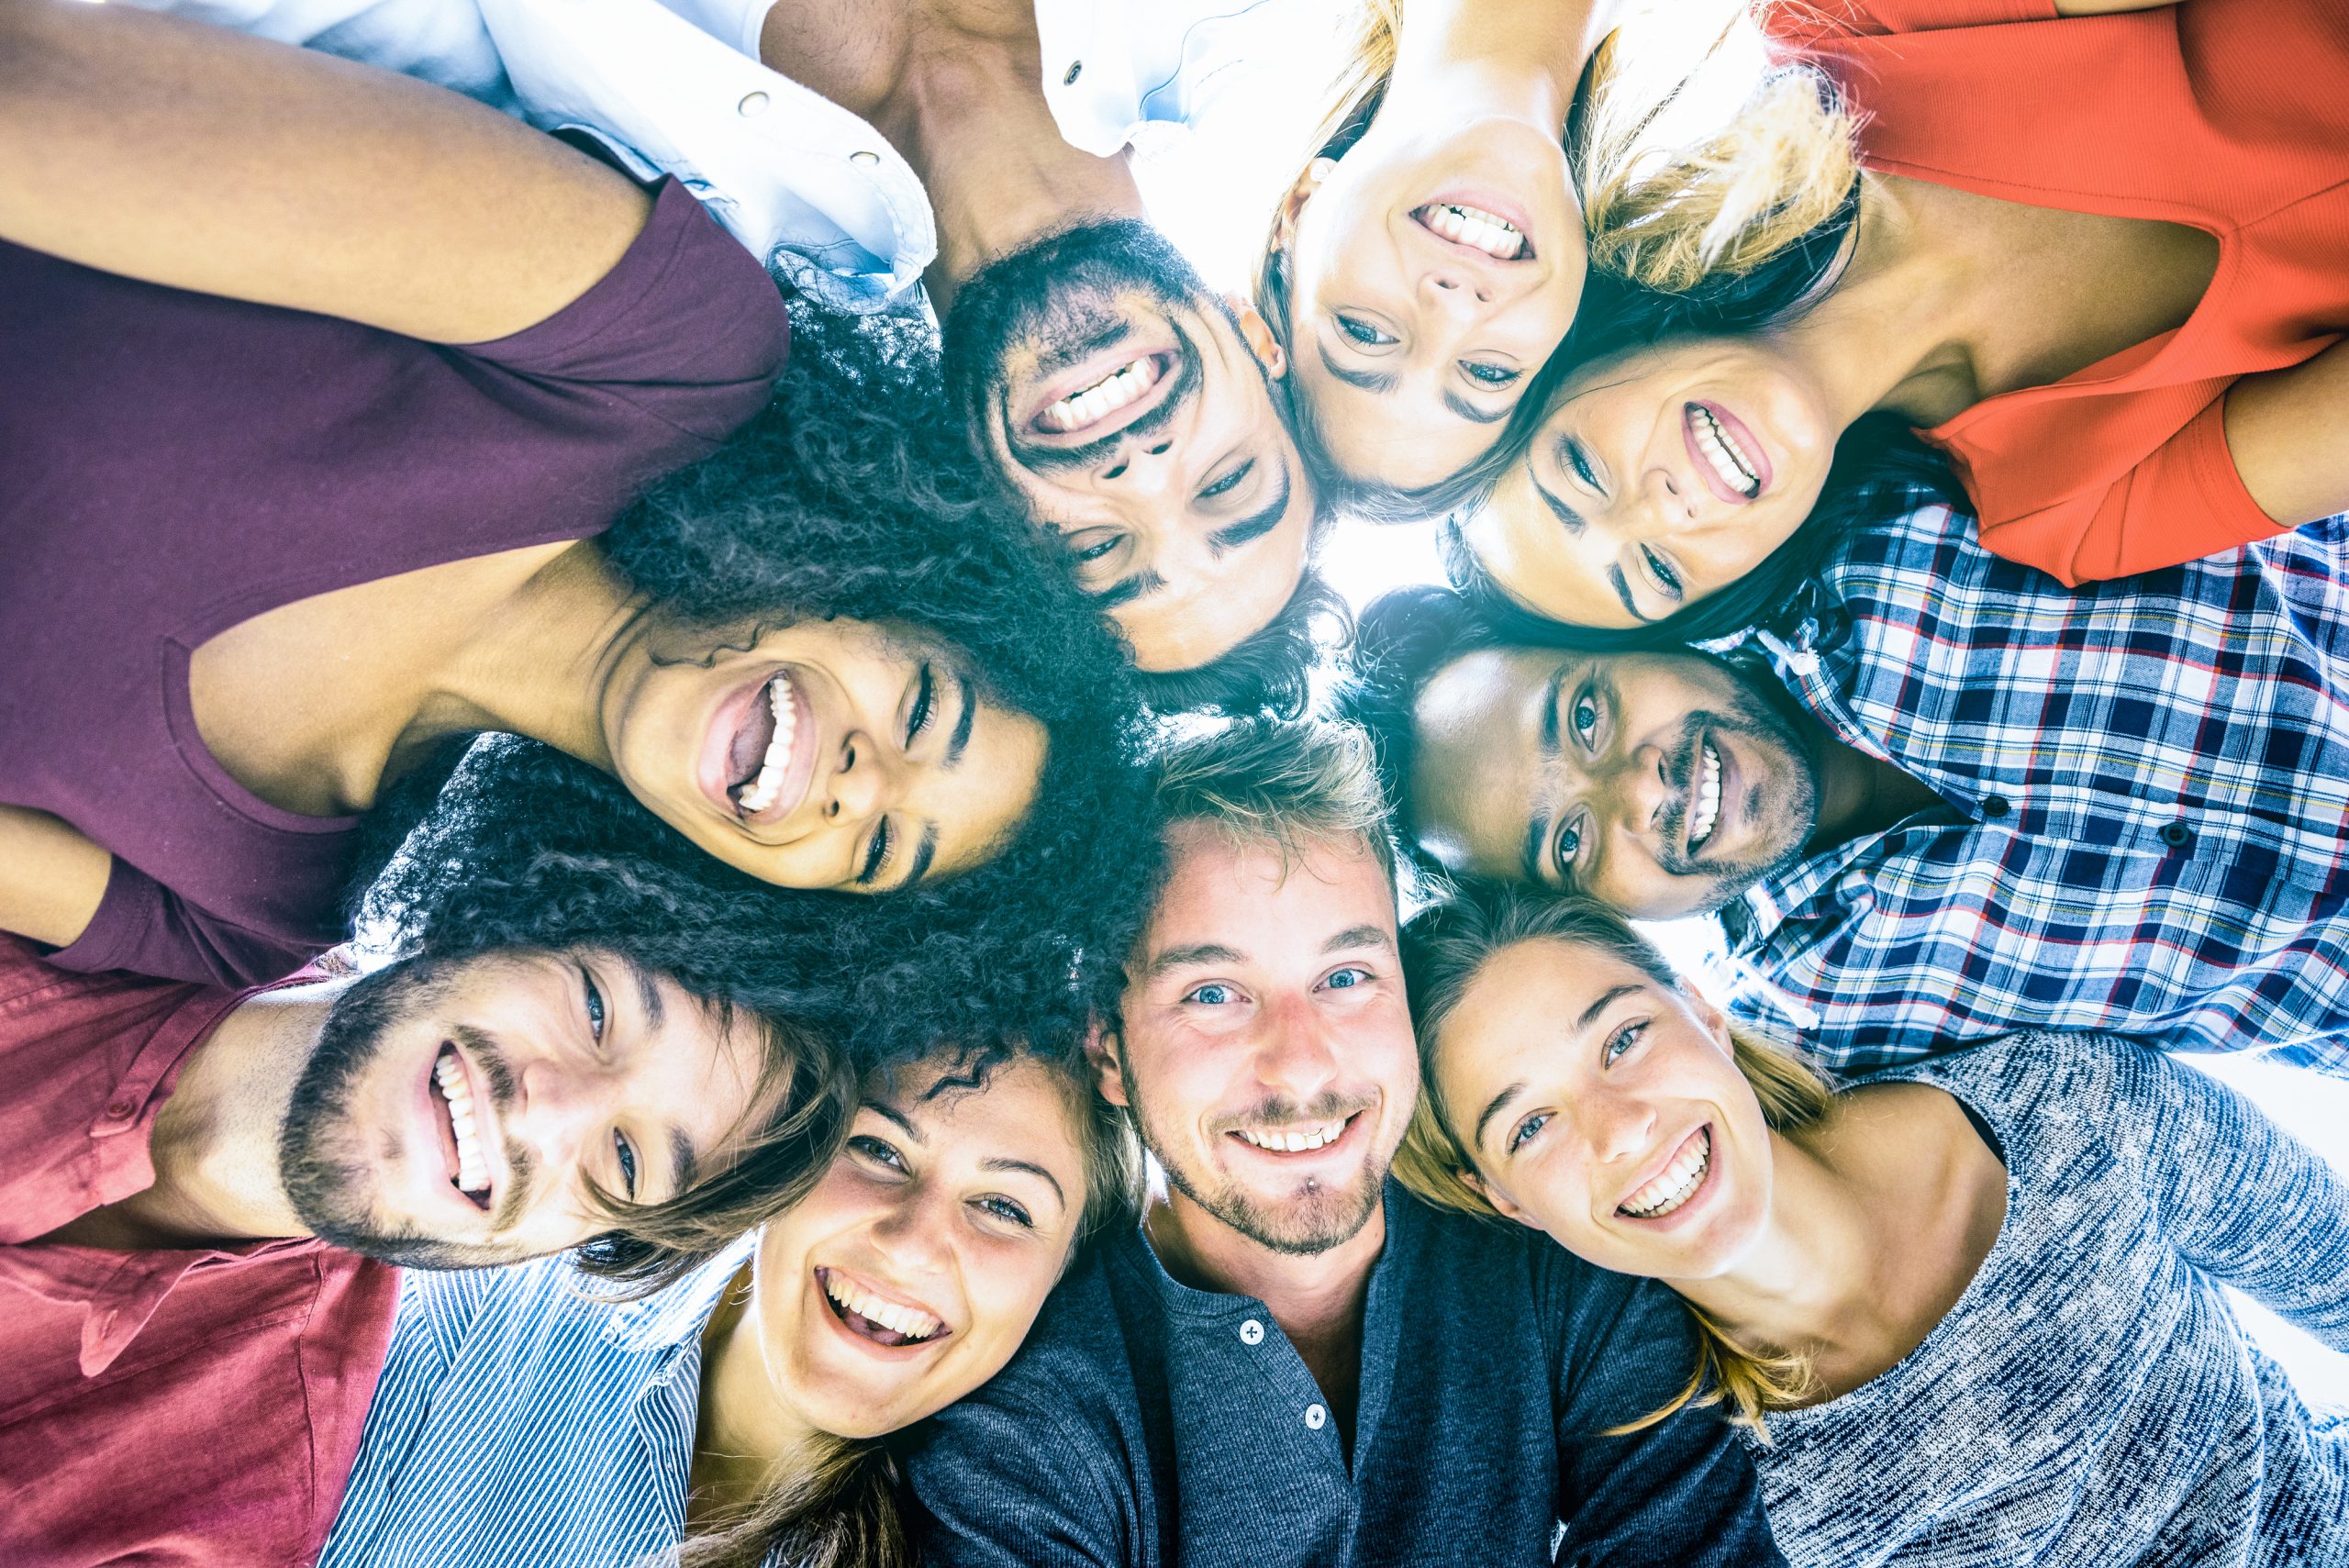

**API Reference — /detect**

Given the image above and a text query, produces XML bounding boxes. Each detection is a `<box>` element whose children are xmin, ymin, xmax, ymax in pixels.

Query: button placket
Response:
<box><xmin>1239</xmin><ymin>1318</ymin><xmax>1265</xmax><ymax>1346</ymax></box>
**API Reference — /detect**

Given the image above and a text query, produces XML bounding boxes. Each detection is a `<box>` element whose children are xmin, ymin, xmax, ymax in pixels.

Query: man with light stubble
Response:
<box><xmin>903</xmin><ymin>717</ymin><xmax>1783</xmax><ymax>1568</ymax></box>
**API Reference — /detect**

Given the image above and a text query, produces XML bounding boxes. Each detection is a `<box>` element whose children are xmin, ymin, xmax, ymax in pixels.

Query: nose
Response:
<box><xmin>1252</xmin><ymin>989</ymin><xmax>1343</xmax><ymax>1103</ymax></box>
<box><xmin>822</xmin><ymin>732</ymin><xmax>900</xmax><ymax>825</ymax></box>
<box><xmin>508</xmin><ymin>1053</ymin><xmax>624</xmax><ymax>1190</ymax></box>
<box><xmin>1613</xmin><ymin>740</ymin><xmax>1676</xmax><ymax>840</ymax></box>
<box><xmin>1578</xmin><ymin>1084</ymin><xmax>1657</xmax><ymax>1169</ymax></box>
<box><xmin>1421</xmin><ymin>265</ymin><xmax>1492</xmax><ymax>308</ymax></box>
<box><xmin>1642</xmin><ymin>461</ymin><xmax>1698</xmax><ymax>523</ymax></box>
<box><xmin>866</xmin><ymin>1183</ymin><xmax>955</xmax><ymax>1275</ymax></box>
<box><xmin>1097</xmin><ymin>434</ymin><xmax>1177</xmax><ymax>495</ymax></box>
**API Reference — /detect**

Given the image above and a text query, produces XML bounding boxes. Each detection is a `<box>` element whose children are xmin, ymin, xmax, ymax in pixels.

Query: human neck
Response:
<box><xmin>1145</xmin><ymin>1187</ymin><xmax>1383</xmax><ymax>1427</ymax></box>
<box><xmin>1806</xmin><ymin>723</ymin><xmax>1944</xmax><ymax>851</ymax></box>
<box><xmin>691</xmin><ymin>1262</ymin><xmax>831</xmax><ymax>1524</ymax></box>
<box><xmin>95</xmin><ymin>983</ymin><xmax>339</xmax><ymax>1247</ymax></box>
<box><xmin>864</xmin><ymin>21</ymin><xmax>1142</xmax><ymax>307</ymax></box>
<box><xmin>406</xmin><ymin>541</ymin><xmax>632</xmax><ymax>778</ymax></box>
<box><xmin>1381</xmin><ymin>0</ymin><xmax>1605</xmax><ymax>139</ymax></box>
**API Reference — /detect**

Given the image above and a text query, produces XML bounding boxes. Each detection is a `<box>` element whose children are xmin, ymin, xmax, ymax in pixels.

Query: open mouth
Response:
<box><xmin>712</xmin><ymin>671</ymin><xmax>817</xmax><ymax>826</ymax></box>
<box><xmin>1230</xmin><ymin>1111</ymin><xmax>1359</xmax><ymax>1156</ymax></box>
<box><xmin>1032</xmin><ymin>352</ymin><xmax>1171</xmax><ymax>437</ymax></box>
<box><xmin>429</xmin><ymin>1043</ymin><xmax>494</xmax><ymax>1213</ymax></box>
<box><xmin>818</xmin><ymin>1266</ymin><xmax>949</xmax><ymax>1350</ymax></box>
<box><xmin>1687</xmin><ymin>736</ymin><xmax>1723</xmax><ymax>853</ymax></box>
<box><xmin>1618</xmin><ymin>1127</ymin><xmax>1711</xmax><ymax>1220</ymax></box>
<box><xmin>1413</xmin><ymin>201</ymin><xmax>1531</xmax><ymax>261</ymax></box>
<box><xmin>1684</xmin><ymin>402</ymin><xmax>1765</xmax><ymax>502</ymax></box>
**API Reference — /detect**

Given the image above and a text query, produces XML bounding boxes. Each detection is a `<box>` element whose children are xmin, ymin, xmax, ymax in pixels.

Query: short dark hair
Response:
<box><xmin>1333</xmin><ymin>584</ymin><xmax>1494</xmax><ymax>864</ymax></box>
<box><xmin>1133</xmin><ymin>566</ymin><xmax>1351</xmax><ymax>719</ymax></box>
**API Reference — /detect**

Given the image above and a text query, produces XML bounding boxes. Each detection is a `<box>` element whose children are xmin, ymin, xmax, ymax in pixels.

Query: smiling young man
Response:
<box><xmin>125</xmin><ymin>0</ymin><xmax>1338</xmax><ymax>707</ymax></box>
<box><xmin>902</xmin><ymin>718</ymin><xmax>1782</xmax><ymax>1568</ymax></box>
<box><xmin>1350</xmin><ymin>502</ymin><xmax>2349</xmax><ymax>1074</ymax></box>
<box><xmin>0</xmin><ymin>932</ymin><xmax>839</xmax><ymax>1565</ymax></box>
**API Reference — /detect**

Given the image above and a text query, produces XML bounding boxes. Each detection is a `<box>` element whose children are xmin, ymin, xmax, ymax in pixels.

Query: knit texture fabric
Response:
<box><xmin>1752</xmin><ymin>1031</ymin><xmax>2349</xmax><ymax>1566</ymax></box>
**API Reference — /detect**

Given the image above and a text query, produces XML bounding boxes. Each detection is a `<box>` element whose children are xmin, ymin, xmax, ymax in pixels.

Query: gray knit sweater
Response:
<box><xmin>1749</xmin><ymin>1032</ymin><xmax>2349</xmax><ymax>1567</ymax></box>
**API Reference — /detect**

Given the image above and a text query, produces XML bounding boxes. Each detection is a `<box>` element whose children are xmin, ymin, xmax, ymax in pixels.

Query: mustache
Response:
<box><xmin>1007</xmin><ymin>334</ymin><xmax>1203</xmax><ymax>474</ymax></box>
<box><xmin>449</xmin><ymin>1024</ymin><xmax>536</xmax><ymax>1231</ymax></box>
<box><xmin>1209</xmin><ymin>1089</ymin><xmax>1375</xmax><ymax>1139</ymax></box>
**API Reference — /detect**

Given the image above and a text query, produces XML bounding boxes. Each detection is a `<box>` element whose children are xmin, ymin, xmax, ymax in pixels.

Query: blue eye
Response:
<box><xmin>1322</xmin><ymin>966</ymin><xmax>1370</xmax><ymax>990</ymax></box>
<box><xmin>1337</xmin><ymin>314</ymin><xmax>1397</xmax><ymax>348</ymax></box>
<box><xmin>1184</xmin><ymin>983</ymin><xmax>1238</xmax><ymax>1006</ymax></box>
<box><xmin>1507</xmin><ymin>1110</ymin><xmax>1550</xmax><ymax>1154</ymax></box>
<box><xmin>978</xmin><ymin>1195</ymin><xmax>1035</xmax><ymax>1229</ymax></box>
<box><xmin>1462</xmin><ymin>361</ymin><xmax>1520</xmax><ymax>386</ymax></box>
<box><xmin>614</xmin><ymin>1131</ymin><xmax>639</xmax><ymax>1200</ymax></box>
<box><xmin>1605</xmin><ymin>1021</ymin><xmax>1647</xmax><ymax>1064</ymax></box>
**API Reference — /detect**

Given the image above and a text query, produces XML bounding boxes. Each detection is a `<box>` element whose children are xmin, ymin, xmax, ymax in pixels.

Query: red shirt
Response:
<box><xmin>0</xmin><ymin>936</ymin><xmax>399</xmax><ymax>1567</ymax></box>
<box><xmin>1765</xmin><ymin>0</ymin><xmax>2349</xmax><ymax>583</ymax></box>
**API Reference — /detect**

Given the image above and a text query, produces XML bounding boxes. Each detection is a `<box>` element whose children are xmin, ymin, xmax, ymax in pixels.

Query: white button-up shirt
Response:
<box><xmin>129</xmin><ymin>0</ymin><xmax>1339</xmax><ymax>313</ymax></box>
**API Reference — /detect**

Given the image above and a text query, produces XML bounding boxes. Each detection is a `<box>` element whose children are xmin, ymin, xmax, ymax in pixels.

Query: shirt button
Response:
<box><xmin>736</xmin><ymin>91</ymin><xmax>769</xmax><ymax>117</ymax></box>
<box><xmin>1063</xmin><ymin>60</ymin><xmax>1084</xmax><ymax>85</ymax></box>
<box><xmin>2159</xmin><ymin>821</ymin><xmax>2194</xmax><ymax>849</ymax></box>
<box><xmin>850</xmin><ymin>150</ymin><xmax>881</xmax><ymax>167</ymax></box>
<box><xmin>1979</xmin><ymin>795</ymin><xmax>2010</xmax><ymax>819</ymax></box>
<box><xmin>1304</xmin><ymin>1403</ymin><xmax>1328</xmax><ymax>1430</ymax></box>
<box><xmin>106</xmin><ymin>1096</ymin><xmax>137</xmax><ymax>1119</ymax></box>
<box><xmin>1238</xmin><ymin>1318</ymin><xmax>1264</xmax><ymax>1346</ymax></box>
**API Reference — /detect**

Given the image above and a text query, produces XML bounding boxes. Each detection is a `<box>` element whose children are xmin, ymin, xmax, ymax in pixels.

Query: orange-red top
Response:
<box><xmin>1764</xmin><ymin>0</ymin><xmax>2349</xmax><ymax>584</ymax></box>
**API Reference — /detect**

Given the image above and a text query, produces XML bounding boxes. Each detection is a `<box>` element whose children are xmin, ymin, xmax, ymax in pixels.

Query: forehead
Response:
<box><xmin>924</xmin><ymin>704</ymin><xmax>1047</xmax><ymax>877</ymax></box>
<box><xmin>874</xmin><ymin>1055</ymin><xmax>1078</xmax><ymax>1153</ymax></box>
<box><xmin>1141</xmin><ymin>823</ymin><xmax>1396</xmax><ymax>957</ymax></box>
<box><xmin>1114</xmin><ymin>495</ymin><xmax>1313</xmax><ymax>673</ymax></box>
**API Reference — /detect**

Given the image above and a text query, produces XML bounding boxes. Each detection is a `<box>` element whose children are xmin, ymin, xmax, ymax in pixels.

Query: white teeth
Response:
<box><xmin>822</xmin><ymin>1272</ymin><xmax>943</xmax><ymax>1342</ymax></box>
<box><xmin>1417</xmin><ymin>202</ymin><xmax>1527</xmax><ymax>260</ymax></box>
<box><xmin>1039</xmin><ymin>355</ymin><xmax>1163</xmax><ymax>434</ymax></box>
<box><xmin>1689</xmin><ymin>406</ymin><xmax>1761</xmax><ymax>498</ymax></box>
<box><xmin>1688</xmin><ymin>740</ymin><xmax>1722</xmax><ymax>851</ymax></box>
<box><xmin>1236</xmin><ymin>1119</ymin><xmax>1345</xmax><ymax>1152</ymax></box>
<box><xmin>1620</xmin><ymin>1129</ymin><xmax>1711</xmax><ymax>1219</ymax></box>
<box><xmin>733</xmin><ymin>673</ymin><xmax>800</xmax><ymax>817</ymax></box>
<box><xmin>433</xmin><ymin>1049</ymin><xmax>491</xmax><ymax>1200</ymax></box>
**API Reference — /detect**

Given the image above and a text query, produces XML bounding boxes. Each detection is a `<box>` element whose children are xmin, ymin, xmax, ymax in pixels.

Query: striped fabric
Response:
<box><xmin>317</xmin><ymin>1235</ymin><xmax>756</xmax><ymax>1568</ymax></box>
<box><xmin>1717</xmin><ymin>505</ymin><xmax>2349</xmax><ymax>1073</ymax></box>
<box><xmin>1753</xmin><ymin>1031</ymin><xmax>2349</xmax><ymax>1565</ymax></box>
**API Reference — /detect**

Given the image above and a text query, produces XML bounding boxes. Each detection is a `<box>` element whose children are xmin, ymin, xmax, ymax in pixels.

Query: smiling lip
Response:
<box><xmin>815</xmin><ymin>1265</ymin><xmax>952</xmax><ymax>1356</ymax></box>
<box><xmin>1416</xmin><ymin>187</ymin><xmax>1537</xmax><ymax>259</ymax></box>
<box><xmin>424</xmin><ymin>1040</ymin><xmax>497</xmax><ymax>1216</ymax></box>
<box><xmin>1224</xmin><ymin>1109</ymin><xmax>1366</xmax><ymax>1162</ymax></box>
<box><xmin>1615</xmin><ymin>1125</ymin><xmax>1715</xmax><ymax>1223</ymax></box>
<box><xmin>1020</xmin><ymin>336</ymin><xmax>1184</xmax><ymax>447</ymax></box>
<box><xmin>1682</xmin><ymin>400</ymin><xmax>1772</xmax><ymax>505</ymax></box>
<box><xmin>696</xmin><ymin>670</ymin><xmax>819</xmax><ymax>829</ymax></box>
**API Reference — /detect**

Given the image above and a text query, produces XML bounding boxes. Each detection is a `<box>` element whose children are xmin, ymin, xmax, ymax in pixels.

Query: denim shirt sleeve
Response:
<box><xmin>1542</xmin><ymin>1260</ymin><xmax>1788</xmax><ymax>1568</ymax></box>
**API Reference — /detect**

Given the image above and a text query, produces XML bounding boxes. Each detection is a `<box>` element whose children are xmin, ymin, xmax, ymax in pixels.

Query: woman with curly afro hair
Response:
<box><xmin>2</xmin><ymin>6</ymin><xmax>1146</xmax><ymax>986</ymax></box>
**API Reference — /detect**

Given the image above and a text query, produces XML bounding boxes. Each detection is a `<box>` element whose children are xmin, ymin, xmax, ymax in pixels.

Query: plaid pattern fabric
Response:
<box><xmin>1716</xmin><ymin>505</ymin><xmax>2349</xmax><ymax>1073</ymax></box>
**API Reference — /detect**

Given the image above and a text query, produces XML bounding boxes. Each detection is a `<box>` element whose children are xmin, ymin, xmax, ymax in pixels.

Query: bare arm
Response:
<box><xmin>2223</xmin><ymin>339</ymin><xmax>2349</xmax><ymax>531</ymax></box>
<box><xmin>0</xmin><ymin>807</ymin><xmax>114</xmax><ymax>951</ymax></box>
<box><xmin>0</xmin><ymin>0</ymin><xmax>651</xmax><ymax>343</ymax></box>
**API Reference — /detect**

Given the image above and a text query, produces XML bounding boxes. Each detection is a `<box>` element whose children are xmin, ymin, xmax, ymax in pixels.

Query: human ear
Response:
<box><xmin>1679</xmin><ymin>985</ymin><xmax>1733</xmax><ymax>1054</ymax></box>
<box><xmin>1083</xmin><ymin>1022</ymin><xmax>1130</xmax><ymax>1108</ymax></box>
<box><xmin>1461</xmin><ymin>1164</ymin><xmax>1535</xmax><ymax>1228</ymax></box>
<box><xmin>1269</xmin><ymin>157</ymin><xmax>1336</xmax><ymax>253</ymax></box>
<box><xmin>1225</xmin><ymin>297</ymin><xmax>1288</xmax><ymax>380</ymax></box>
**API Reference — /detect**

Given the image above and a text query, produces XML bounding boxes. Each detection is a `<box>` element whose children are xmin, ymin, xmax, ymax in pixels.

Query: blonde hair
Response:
<box><xmin>1255</xmin><ymin>0</ymin><xmax>1861</xmax><ymax>329</ymax></box>
<box><xmin>1394</xmin><ymin>888</ymin><xmax>1837</xmax><ymax>1433</ymax></box>
<box><xmin>1152</xmin><ymin>717</ymin><xmax>1397</xmax><ymax>884</ymax></box>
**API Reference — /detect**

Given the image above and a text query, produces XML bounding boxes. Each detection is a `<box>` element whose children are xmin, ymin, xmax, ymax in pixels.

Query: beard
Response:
<box><xmin>1125</xmin><ymin>1065</ymin><xmax>1388</xmax><ymax>1257</ymax></box>
<box><xmin>941</xmin><ymin>217</ymin><xmax>1224</xmax><ymax>480</ymax></box>
<box><xmin>1650</xmin><ymin>687</ymin><xmax>1823</xmax><ymax>911</ymax></box>
<box><xmin>277</xmin><ymin>959</ymin><xmax>523</xmax><ymax>1270</ymax></box>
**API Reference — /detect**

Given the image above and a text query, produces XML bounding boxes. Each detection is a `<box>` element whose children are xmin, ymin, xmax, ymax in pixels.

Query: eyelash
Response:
<box><xmin>1183</xmin><ymin>982</ymin><xmax>1238</xmax><ymax>1006</ymax></box>
<box><xmin>1199</xmin><ymin>461</ymin><xmax>1251</xmax><ymax>502</ymax></box>
<box><xmin>1508</xmin><ymin>1110</ymin><xmax>1550</xmax><ymax>1155</ymax></box>
<box><xmin>978</xmin><ymin>1195</ymin><xmax>1035</xmax><ymax>1229</ymax></box>
<box><xmin>1605</xmin><ymin>1019</ymin><xmax>1648</xmax><ymax>1064</ymax></box>
<box><xmin>1337</xmin><ymin>315</ymin><xmax>1397</xmax><ymax>347</ymax></box>
<box><xmin>857</xmin><ymin>819</ymin><xmax>894</xmax><ymax>887</ymax></box>
<box><xmin>1322</xmin><ymin>966</ymin><xmax>1372</xmax><ymax>990</ymax></box>
<box><xmin>582</xmin><ymin>969</ymin><xmax>607</xmax><ymax>1042</ymax></box>
<box><xmin>906</xmin><ymin>663</ymin><xmax>936</xmax><ymax>748</ymax></box>
<box><xmin>850</xmin><ymin>1133</ymin><xmax>906</xmax><ymax>1170</ymax></box>
<box><xmin>1641</xmin><ymin>547</ymin><xmax>1683</xmax><ymax>597</ymax></box>
<box><xmin>1553</xmin><ymin>816</ymin><xmax>1584</xmax><ymax>883</ymax></box>
<box><xmin>1462</xmin><ymin>361</ymin><xmax>1520</xmax><ymax>387</ymax></box>
<box><xmin>849</xmin><ymin>1136</ymin><xmax>1038</xmax><ymax>1229</ymax></box>
<box><xmin>614</xmin><ymin>1131</ymin><xmax>639</xmax><ymax>1200</ymax></box>
<box><xmin>1564</xmin><ymin>438</ymin><xmax>1600</xmax><ymax>490</ymax></box>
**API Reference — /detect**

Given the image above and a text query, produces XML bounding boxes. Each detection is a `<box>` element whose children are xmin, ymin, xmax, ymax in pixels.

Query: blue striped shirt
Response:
<box><xmin>1719</xmin><ymin>505</ymin><xmax>2349</xmax><ymax>1072</ymax></box>
<box><xmin>317</xmin><ymin>1236</ymin><xmax>755</xmax><ymax>1568</ymax></box>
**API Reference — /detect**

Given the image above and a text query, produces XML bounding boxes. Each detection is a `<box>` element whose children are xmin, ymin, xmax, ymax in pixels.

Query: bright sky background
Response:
<box><xmin>1130</xmin><ymin>39</ymin><xmax>2349</xmax><ymax>1406</ymax></box>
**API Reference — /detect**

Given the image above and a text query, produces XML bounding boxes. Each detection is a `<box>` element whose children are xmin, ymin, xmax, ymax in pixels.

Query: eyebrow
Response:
<box><xmin>1148</xmin><ymin>940</ymin><xmax>1245</xmax><ymax>977</ymax></box>
<box><xmin>1324</xmin><ymin>924</ymin><xmax>1394</xmax><ymax>955</ymax></box>
<box><xmin>897</xmin><ymin>823</ymin><xmax>939</xmax><ymax>891</ymax></box>
<box><xmin>867</xmin><ymin>1101</ymin><xmax>924</xmax><ymax>1141</ymax></box>
<box><xmin>668</xmin><ymin>1128</ymin><xmax>698</xmax><ymax>1203</ymax></box>
<box><xmin>1208</xmin><ymin>468</ymin><xmax>1293</xmax><ymax>557</ymax></box>
<box><xmin>1604</xmin><ymin>562</ymin><xmax>1651</xmax><ymax>623</ymax></box>
<box><xmin>1468</xmin><ymin>982</ymin><xmax>1646</xmax><ymax>1151</ymax></box>
<box><xmin>1528</xmin><ymin>461</ymin><xmax>1586</xmax><ymax>537</ymax></box>
<box><xmin>1442</xmin><ymin>390</ymin><xmax>1510</xmax><ymax>425</ymax></box>
<box><xmin>982</xmin><ymin>1155</ymin><xmax>1067</xmax><ymax>1207</ymax></box>
<box><xmin>1472</xmin><ymin>1080</ymin><xmax>1526</xmax><ymax>1153</ymax></box>
<box><xmin>1093</xmin><ymin>569</ymin><xmax>1169</xmax><ymax>610</ymax></box>
<box><xmin>614</xmin><ymin>952</ymin><xmax>665</xmax><ymax>1034</ymax></box>
<box><xmin>1317</xmin><ymin>340</ymin><xmax>1397</xmax><ymax>395</ymax></box>
<box><xmin>945</xmin><ymin>673</ymin><xmax>977</xmax><ymax>769</ymax></box>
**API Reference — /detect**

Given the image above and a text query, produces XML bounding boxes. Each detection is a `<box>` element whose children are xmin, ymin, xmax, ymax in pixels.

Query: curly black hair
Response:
<box><xmin>1330</xmin><ymin>584</ymin><xmax>1493</xmax><ymax>865</ymax></box>
<box><xmin>355</xmin><ymin>306</ymin><xmax>1167</xmax><ymax>1074</ymax></box>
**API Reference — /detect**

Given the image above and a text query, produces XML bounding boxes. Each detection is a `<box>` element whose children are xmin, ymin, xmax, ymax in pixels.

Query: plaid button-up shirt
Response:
<box><xmin>1716</xmin><ymin>505</ymin><xmax>2349</xmax><ymax>1073</ymax></box>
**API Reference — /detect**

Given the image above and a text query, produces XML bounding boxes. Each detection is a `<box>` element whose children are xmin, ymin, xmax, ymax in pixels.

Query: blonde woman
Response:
<box><xmin>1255</xmin><ymin>0</ymin><xmax>1856</xmax><ymax>509</ymax></box>
<box><xmin>1397</xmin><ymin>886</ymin><xmax>2349</xmax><ymax>1567</ymax></box>
<box><xmin>316</xmin><ymin>1047</ymin><xmax>1139</xmax><ymax>1568</ymax></box>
